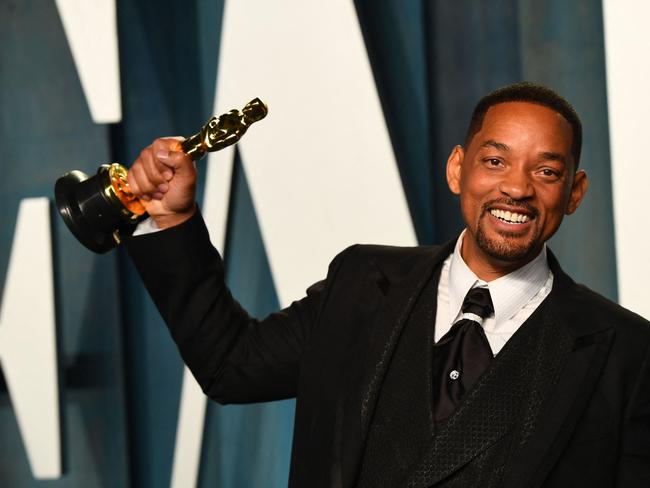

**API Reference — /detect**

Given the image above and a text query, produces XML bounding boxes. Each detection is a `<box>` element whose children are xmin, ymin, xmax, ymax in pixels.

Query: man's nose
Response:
<box><xmin>497</xmin><ymin>167</ymin><xmax>534</xmax><ymax>200</ymax></box>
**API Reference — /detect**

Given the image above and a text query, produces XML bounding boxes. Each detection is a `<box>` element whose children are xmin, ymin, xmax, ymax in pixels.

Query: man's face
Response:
<box><xmin>446</xmin><ymin>101</ymin><xmax>588</xmax><ymax>276</ymax></box>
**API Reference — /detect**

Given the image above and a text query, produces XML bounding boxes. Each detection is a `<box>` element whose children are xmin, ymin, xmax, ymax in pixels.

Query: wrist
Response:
<box><xmin>151</xmin><ymin>203</ymin><xmax>197</xmax><ymax>229</ymax></box>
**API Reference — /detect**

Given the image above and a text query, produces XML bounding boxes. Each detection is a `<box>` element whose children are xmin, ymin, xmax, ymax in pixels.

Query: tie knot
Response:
<box><xmin>461</xmin><ymin>287</ymin><xmax>494</xmax><ymax>319</ymax></box>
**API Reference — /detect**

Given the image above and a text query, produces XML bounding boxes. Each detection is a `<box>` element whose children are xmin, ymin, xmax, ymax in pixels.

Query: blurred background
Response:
<box><xmin>0</xmin><ymin>0</ymin><xmax>647</xmax><ymax>486</ymax></box>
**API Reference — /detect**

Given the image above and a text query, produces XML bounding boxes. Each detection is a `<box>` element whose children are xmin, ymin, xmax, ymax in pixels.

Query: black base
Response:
<box><xmin>54</xmin><ymin>166</ymin><xmax>139</xmax><ymax>254</ymax></box>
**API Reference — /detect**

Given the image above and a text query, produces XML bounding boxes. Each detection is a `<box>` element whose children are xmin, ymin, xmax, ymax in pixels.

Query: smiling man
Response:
<box><xmin>447</xmin><ymin>93</ymin><xmax>587</xmax><ymax>280</ymax></box>
<box><xmin>126</xmin><ymin>82</ymin><xmax>649</xmax><ymax>487</ymax></box>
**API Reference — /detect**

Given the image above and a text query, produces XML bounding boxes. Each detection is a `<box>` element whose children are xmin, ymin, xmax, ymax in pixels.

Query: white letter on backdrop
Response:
<box><xmin>0</xmin><ymin>198</ymin><xmax>60</xmax><ymax>479</ymax></box>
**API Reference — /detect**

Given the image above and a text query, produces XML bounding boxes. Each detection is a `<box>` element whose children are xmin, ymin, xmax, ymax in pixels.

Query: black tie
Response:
<box><xmin>433</xmin><ymin>287</ymin><xmax>494</xmax><ymax>422</ymax></box>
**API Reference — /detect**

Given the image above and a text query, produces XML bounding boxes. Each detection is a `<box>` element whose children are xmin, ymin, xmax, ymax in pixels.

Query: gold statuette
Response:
<box><xmin>55</xmin><ymin>98</ymin><xmax>268</xmax><ymax>253</ymax></box>
<box><xmin>181</xmin><ymin>97</ymin><xmax>267</xmax><ymax>159</ymax></box>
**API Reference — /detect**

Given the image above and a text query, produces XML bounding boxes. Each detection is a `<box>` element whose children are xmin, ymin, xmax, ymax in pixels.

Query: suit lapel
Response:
<box><xmin>503</xmin><ymin>254</ymin><xmax>615</xmax><ymax>488</ymax></box>
<box><xmin>339</xmin><ymin>242</ymin><xmax>455</xmax><ymax>487</ymax></box>
<box><xmin>503</xmin><ymin>330</ymin><xmax>613</xmax><ymax>488</ymax></box>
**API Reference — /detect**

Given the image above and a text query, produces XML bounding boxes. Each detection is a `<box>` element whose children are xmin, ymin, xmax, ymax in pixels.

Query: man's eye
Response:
<box><xmin>540</xmin><ymin>168</ymin><xmax>559</xmax><ymax>177</ymax></box>
<box><xmin>485</xmin><ymin>158</ymin><xmax>501</xmax><ymax>166</ymax></box>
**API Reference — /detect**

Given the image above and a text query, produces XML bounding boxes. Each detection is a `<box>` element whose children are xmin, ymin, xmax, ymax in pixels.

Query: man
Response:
<box><xmin>125</xmin><ymin>83</ymin><xmax>650</xmax><ymax>487</ymax></box>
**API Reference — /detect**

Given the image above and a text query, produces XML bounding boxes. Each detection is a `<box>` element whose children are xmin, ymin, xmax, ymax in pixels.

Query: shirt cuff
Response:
<box><xmin>132</xmin><ymin>217</ymin><xmax>162</xmax><ymax>236</ymax></box>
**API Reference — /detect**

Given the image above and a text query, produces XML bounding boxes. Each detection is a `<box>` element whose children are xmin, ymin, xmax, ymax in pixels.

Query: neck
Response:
<box><xmin>460</xmin><ymin>236</ymin><xmax>542</xmax><ymax>282</ymax></box>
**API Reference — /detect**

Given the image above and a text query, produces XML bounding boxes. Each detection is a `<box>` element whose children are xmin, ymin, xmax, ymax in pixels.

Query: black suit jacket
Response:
<box><xmin>127</xmin><ymin>212</ymin><xmax>650</xmax><ymax>487</ymax></box>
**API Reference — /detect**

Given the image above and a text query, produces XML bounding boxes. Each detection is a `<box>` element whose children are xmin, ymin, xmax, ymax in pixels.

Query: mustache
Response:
<box><xmin>482</xmin><ymin>198</ymin><xmax>539</xmax><ymax>218</ymax></box>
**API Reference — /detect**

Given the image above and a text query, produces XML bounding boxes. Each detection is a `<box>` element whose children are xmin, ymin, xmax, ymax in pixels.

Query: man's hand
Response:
<box><xmin>127</xmin><ymin>137</ymin><xmax>198</xmax><ymax>229</ymax></box>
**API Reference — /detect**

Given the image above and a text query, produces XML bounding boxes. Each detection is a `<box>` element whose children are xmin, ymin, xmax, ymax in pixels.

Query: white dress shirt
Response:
<box><xmin>434</xmin><ymin>231</ymin><xmax>554</xmax><ymax>355</ymax></box>
<box><xmin>132</xmin><ymin>217</ymin><xmax>161</xmax><ymax>236</ymax></box>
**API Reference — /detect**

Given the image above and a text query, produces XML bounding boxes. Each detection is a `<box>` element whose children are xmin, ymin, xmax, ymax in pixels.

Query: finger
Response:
<box><xmin>127</xmin><ymin>161</ymin><xmax>157</xmax><ymax>196</ymax></box>
<box><xmin>140</xmin><ymin>146</ymin><xmax>169</xmax><ymax>189</ymax></box>
<box><xmin>154</xmin><ymin>150</ymin><xmax>174</xmax><ymax>181</ymax></box>
<box><xmin>126</xmin><ymin>164</ymin><xmax>142</xmax><ymax>195</ymax></box>
<box><xmin>153</xmin><ymin>137</ymin><xmax>179</xmax><ymax>161</ymax></box>
<box><xmin>128</xmin><ymin>151</ymin><xmax>157</xmax><ymax>194</ymax></box>
<box><xmin>154</xmin><ymin>136</ymin><xmax>184</xmax><ymax>152</ymax></box>
<box><xmin>153</xmin><ymin>138</ymin><xmax>188</xmax><ymax>180</ymax></box>
<box><xmin>154</xmin><ymin>137</ymin><xmax>184</xmax><ymax>164</ymax></box>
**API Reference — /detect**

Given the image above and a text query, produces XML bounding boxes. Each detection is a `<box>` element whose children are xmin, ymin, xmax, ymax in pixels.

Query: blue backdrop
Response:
<box><xmin>0</xmin><ymin>1</ymin><xmax>616</xmax><ymax>486</ymax></box>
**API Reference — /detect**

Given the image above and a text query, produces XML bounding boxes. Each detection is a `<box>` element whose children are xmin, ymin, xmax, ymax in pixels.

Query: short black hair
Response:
<box><xmin>464</xmin><ymin>82</ymin><xmax>582</xmax><ymax>167</ymax></box>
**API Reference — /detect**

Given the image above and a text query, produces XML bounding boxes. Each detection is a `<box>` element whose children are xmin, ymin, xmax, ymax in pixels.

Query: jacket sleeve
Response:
<box><xmin>125</xmin><ymin>210</ymin><xmax>351</xmax><ymax>404</ymax></box>
<box><xmin>617</xmin><ymin>340</ymin><xmax>650</xmax><ymax>486</ymax></box>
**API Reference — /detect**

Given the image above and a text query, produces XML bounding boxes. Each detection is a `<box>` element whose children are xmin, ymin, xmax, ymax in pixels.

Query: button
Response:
<box><xmin>449</xmin><ymin>370</ymin><xmax>460</xmax><ymax>380</ymax></box>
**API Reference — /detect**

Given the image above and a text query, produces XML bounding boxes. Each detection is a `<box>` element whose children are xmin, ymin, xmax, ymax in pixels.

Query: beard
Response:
<box><xmin>475</xmin><ymin>222</ymin><xmax>538</xmax><ymax>262</ymax></box>
<box><xmin>474</xmin><ymin>199</ymin><xmax>541</xmax><ymax>262</ymax></box>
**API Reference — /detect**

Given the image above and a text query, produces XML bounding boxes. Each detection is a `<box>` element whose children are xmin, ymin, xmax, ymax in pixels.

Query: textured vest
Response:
<box><xmin>356</xmin><ymin>268</ymin><xmax>571</xmax><ymax>488</ymax></box>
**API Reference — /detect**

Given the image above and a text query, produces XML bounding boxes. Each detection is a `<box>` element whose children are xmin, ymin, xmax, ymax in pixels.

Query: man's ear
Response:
<box><xmin>446</xmin><ymin>145</ymin><xmax>464</xmax><ymax>195</ymax></box>
<box><xmin>566</xmin><ymin>169</ymin><xmax>588</xmax><ymax>215</ymax></box>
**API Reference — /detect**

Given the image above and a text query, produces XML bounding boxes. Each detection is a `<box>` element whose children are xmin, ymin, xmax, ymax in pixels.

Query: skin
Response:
<box><xmin>127</xmin><ymin>137</ymin><xmax>197</xmax><ymax>229</ymax></box>
<box><xmin>446</xmin><ymin>101</ymin><xmax>588</xmax><ymax>281</ymax></box>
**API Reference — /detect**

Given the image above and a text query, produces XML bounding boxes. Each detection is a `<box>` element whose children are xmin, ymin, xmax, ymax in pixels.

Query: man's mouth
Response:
<box><xmin>489</xmin><ymin>208</ymin><xmax>531</xmax><ymax>224</ymax></box>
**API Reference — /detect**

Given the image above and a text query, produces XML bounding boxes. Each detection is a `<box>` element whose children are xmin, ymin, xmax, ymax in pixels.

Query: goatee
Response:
<box><xmin>475</xmin><ymin>221</ymin><xmax>537</xmax><ymax>262</ymax></box>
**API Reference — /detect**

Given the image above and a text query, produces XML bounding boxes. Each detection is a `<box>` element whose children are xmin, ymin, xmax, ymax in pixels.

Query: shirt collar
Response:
<box><xmin>449</xmin><ymin>230</ymin><xmax>550</xmax><ymax>323</ymax></box>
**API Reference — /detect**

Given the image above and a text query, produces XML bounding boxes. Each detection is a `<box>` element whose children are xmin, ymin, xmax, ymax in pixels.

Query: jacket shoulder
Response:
<box><xmin>556</xmin><ymin>276</ymin><xmax>650</xmax><ymax>364</ymax></box>
<box><xmin>335</xmin><ymin>243</ymin><xmax>449</xmax><ymax>276</ymax></box>
<box><xmin>350</xmin><ymin>243</ymin><xmax>446</xmax><ymax>259</ymax></box>
<box><xmin>573</xmin><ymin>283</ymin><xmax>650</xmax><ymax>337</ymax></box>
<box><xmin>549</xmin><ymin>252</ymin><xmax>649</xmax><ymax>341</ymax></box>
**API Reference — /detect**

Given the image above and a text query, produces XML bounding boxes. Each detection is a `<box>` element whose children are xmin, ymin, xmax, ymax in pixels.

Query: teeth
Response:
<box><xmin>490</xmin><ymin>209</ymin><xmax>530</xmax><ymax>224</ymax></box>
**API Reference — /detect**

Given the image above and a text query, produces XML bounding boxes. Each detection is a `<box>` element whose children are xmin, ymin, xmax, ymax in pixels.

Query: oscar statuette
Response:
<box><xmin>54</xmin><ymin>98</ymin><xmax>267</xmax><ymax>253</ymax></box>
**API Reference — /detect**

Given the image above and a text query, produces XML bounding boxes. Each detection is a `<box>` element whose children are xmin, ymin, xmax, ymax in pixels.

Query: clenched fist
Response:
<box><xmin>127</xmin><ymin>137</ymin><xmax>198</xmax><ymax>229</ymax></box>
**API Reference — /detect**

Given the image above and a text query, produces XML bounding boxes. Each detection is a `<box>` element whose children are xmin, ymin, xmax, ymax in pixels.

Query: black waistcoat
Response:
<box><xmin>356</xmin><ymin>268</ymin><xmax>571</xmax><ymax>488</ymax></box>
